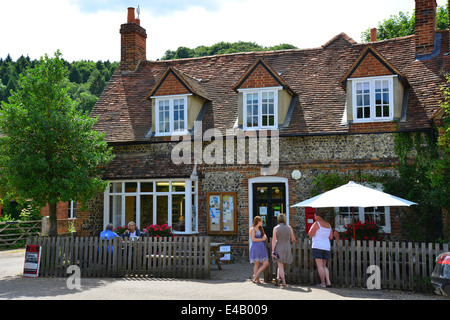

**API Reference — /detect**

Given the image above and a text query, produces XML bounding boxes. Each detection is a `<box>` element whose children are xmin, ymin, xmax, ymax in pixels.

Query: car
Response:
<box><xmin>431</xmin><ymin>252</ymin><xmax>450</xmax><ymax>296</ymax></box>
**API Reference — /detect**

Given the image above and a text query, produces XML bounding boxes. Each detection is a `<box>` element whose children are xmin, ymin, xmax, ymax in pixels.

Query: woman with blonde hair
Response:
<box><xmin>308</xmin><ymin>210</ymin><xmax>333</xmax><ymax>288</ymax></box>
<box><xmin>249</xmin><ymin>216</ymin><xmax>269</xmax><ymax>284</ymax></box>
<box><xmin>272</xmin><ymin>214</ymin><xmax>297</xmax><ymax>287</ymax></box>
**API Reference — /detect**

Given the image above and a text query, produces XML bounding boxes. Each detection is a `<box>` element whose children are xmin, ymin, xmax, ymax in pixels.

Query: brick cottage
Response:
<box><xmin>49</xmin><ymin>1</ymin><xmax>447</xmax><ymax>258</ymax></box>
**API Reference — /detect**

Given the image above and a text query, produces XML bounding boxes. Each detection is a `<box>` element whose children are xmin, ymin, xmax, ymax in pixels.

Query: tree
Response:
<box><xmin>160</xmin><ymin>41</ymin><xmax>298</xmax><ymax>60</ymax></box>
<box><xmin>0</xmin><ymin>51</ymin><xmax>114</xmax><ymax>237</ymax></box>
<box><xmin>361</xmin><ymin>5</ymin><xmax>449</xmax><ymax>42</ymax></box>
<box><xmin>383</xmin><ymin>132</ymin><xmax>444</xmax><ymax>242</ymax></box>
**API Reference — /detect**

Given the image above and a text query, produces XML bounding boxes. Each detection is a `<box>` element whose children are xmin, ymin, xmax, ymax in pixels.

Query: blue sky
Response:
<box><xmin>0</xmin><ymin>0</ymin><xmax>448</xmax><ymax>62</ymax></box>
<box><xmin>70</xmin><ymin>0</ymin><xmax>226</xmax><ymax>15</ymax></box>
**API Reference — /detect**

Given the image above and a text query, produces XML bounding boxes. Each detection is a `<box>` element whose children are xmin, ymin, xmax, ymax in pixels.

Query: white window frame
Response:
<box><xmin>104</xmin><ymin>179</ymin><xmax>198</xmax><ymax>235</ymax></box>
<box><xmin>334</xmin><ymin>206</ymin><xmax>391</xmax><ymax>233</ymax></box>
<box><xmin>240</xmin><ymin>87</ymin><xmax>280</xmax><ymax>131</ymax></box>
<box><xmin>154</xmin><ymin>94</ymin><xmax>189</xmax><ymax>136</ymax></box>
<box><xmin>351</xmin><ymin>76</ymin><xmax>394</xmax><ymax>123</ymax></box>
<box><xmin>68</xmin><ymin>201</ymin><xmax>77</xmax><ymax>219</ymax></box>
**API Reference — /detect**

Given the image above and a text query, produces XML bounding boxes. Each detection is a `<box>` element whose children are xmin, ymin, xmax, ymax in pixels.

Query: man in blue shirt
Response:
<box><xmin>100</xmin><ymin>223</ymin><xmax>119</xmax><ymax>239</ymax></box>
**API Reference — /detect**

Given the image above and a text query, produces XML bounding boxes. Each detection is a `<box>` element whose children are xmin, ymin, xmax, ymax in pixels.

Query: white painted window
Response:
<box><xmin>104</xmin><ymin>180</ymin><xmax>198</xmax><ymax>235</ymax></box>
<box><xmin>352</xmin><ymin>76</ymin><xmax>394</xmax><ymax>122</ymax></box>
<box><xmin>334</xmin><ymin>206</ymin><xmax>391</xmax><ymax>233</ymax></box>
<box><xmin>155</xmin><ymin>95</ymin><xmax>188</xmax><ymax>136</ymax></box>
<box><xmin>68</xmin><ymin>201</ymin><xmax>77</xmax><ymax>219</ymax></box>
<box><xmin>240</xmin><ymin>87</ymin><xmax>280</xmax><ymax>130</ymax></box>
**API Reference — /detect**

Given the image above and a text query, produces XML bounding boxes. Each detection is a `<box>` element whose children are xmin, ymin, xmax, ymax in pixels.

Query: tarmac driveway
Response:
<box><xmin>0</xmin><ymin>249</ymin><xmax>447</xmax><ymax>301</ymax></box>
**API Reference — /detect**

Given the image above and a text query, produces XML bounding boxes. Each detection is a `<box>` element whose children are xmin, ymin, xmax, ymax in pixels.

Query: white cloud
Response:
<box><xmin>0</xmin><ymin>0</ymin><xmax>122</xmax><ymax>61</ymax></box>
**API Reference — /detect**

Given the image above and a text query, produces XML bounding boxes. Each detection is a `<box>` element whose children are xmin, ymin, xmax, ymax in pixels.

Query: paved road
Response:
<box><xmin>0</xmin><ymin>249</ymin><xmax>447</xmax><ymax>301</ymax></box>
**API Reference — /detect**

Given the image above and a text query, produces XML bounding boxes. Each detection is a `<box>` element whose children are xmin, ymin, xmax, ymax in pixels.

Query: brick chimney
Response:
<box><xmin>415</xmin><ymin>0</ymin><xmax>437</xmax><ymax>56</ymax></box>
<box><xmin>370</xmin><ymin>28</ymin><xmax>377</xmax><ymax>42</ymax></box>
<box><xmin>120</xmin><ymin>7</ymin><xmax>147</xmax><ymax>71</ymax></box>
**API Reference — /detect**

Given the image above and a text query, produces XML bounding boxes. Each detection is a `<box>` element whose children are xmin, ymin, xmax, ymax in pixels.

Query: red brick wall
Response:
<box><xmin>415</xmin><ymin>0</ymin><xmax>437</xmax><ymax>55</ymax></box>
<box><xmin>239</xmin><ymin>64</ymin><xmax>280</xmax><ymax>89</ymax></box>
<box><xmin>350</xmin><ymin>53</ymin><xmax>392</xmax><ymax>79</ymax></box>
<box><xmin>41</xmin><ymin>202</ymin><xmax>78</xmax><ymax>234</ymax></box>
<box><xmin>120</xmin><ymin>22</ymin><xmax>147</xmax><ymax>71</ymax></box>
<box><xmin>349</xmin><ymin>121</ymin><xmax>397</xmax><ymax>133</ymax></box>
<box><xmin>153</xmin><ymin>73</ymin><xmax>190</xmax><ymax>96</ymax></box>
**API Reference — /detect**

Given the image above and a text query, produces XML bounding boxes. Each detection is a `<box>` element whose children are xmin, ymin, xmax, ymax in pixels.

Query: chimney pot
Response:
<box><xmin>127</xmin><ymin>7</ymin><xmax>136</xmax><ymax>23</ymax></box>
<box><xmin>370</xmin><ymin>28</ymin><xmax>377</xmax><ymax>42</ymax></box>
<box><xmin>121</xmin><ymin>7</ymin><xmax>147</xmax><ymax>71</ymax></box>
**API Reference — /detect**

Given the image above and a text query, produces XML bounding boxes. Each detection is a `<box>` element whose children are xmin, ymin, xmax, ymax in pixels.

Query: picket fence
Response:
<box><xmin>26</xmin><ymin>236</ymin><xmax>211</xmax><ymax>279</ymax></box>
<box><xmin>265</xmin><ymin>237</ymin><xmax>449</xmax><ymax>291</ymax></box>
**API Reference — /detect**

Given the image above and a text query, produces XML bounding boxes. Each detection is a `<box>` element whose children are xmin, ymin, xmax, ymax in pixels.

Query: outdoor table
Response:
<box><xmin>210</xmin><ymin>242</ymin><xmax>229</xmax><ymax>270</ymax></box>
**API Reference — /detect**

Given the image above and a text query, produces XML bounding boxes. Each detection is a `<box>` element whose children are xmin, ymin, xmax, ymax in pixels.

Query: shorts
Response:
<box><xmin>312</xmin><ymin>248</ymin><xmax>330</xmax><ymax>260</ymax></box>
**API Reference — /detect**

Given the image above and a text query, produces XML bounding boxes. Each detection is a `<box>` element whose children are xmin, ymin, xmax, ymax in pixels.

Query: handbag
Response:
<box><xmin>272</xmin><ymin>251</ymin><xmax>280</xmax><ymax>260</ymax></box>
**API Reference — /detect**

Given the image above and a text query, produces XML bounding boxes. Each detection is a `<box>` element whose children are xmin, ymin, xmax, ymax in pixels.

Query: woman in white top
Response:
<box><xmin>308</xmin><ymin>210</ymin><xmax>333</xmax><ymax>288</ymax></box>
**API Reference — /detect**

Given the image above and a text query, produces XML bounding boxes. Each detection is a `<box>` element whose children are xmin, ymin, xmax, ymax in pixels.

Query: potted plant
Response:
<box><xmin>144</xmin><ymin>224</ymin><xmax>174</xmax><ymax>238</ymax></box>
<box><xmin>341</xmin><ymin>221</ymin><xmax>384</xmax><ymax>242</ymax></box>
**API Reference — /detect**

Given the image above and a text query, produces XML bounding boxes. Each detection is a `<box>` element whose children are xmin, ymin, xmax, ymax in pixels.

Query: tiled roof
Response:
<box><xmin>91</xmin><ymin>32</ymin><xmax>449</xmax><ymax>143</ymax></box>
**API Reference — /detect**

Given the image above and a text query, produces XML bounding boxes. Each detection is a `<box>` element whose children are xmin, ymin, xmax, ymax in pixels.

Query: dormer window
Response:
<box><xmin>155</xmin><ymin>95</ymin><xmax>188</xmax><ymax>136</ymax></box>
<box><xmin>241</xmin><ymin>88</ymin><xmax>279</xmax><ymax>130</ymax></box>
<box><xmin>352</xmin><ymin>76</ymin><xmax>394</xmax><ymax>122</ymax></box>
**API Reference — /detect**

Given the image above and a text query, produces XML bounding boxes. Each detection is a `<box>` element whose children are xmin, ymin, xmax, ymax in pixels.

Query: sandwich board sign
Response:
<box><xmin>23</xmin><ymin>245</ymin><xmax>42</xmax><ymax>278</ymax></box>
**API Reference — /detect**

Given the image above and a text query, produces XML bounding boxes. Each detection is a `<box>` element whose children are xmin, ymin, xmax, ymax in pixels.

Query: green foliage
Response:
<box><xmin>361</xmin><ymin>5</ymin><xmax>449</xmax><ymax>42</ymax></box>
<box><xmin>383</xmin><ymin>132</ymin><xmax>444</xmax><ymax>242</ymax></box>
<box><xmin>0</xmin><ymin>50</ymin><xmax>114</xmax><ymax>236</ymax></box>
<box><xmin>160</xmin><ymin>41</ymin><xmax>298</xmax><ymax>60</ymax></box>
<box><xmin>0</xmin><ymin>55</ymin><xmax>117</xmax><ymax>114</ymax></box>
<box><xmin>311</xmin><ymin>171</ymin><xmax>381</xmax><ymax>197</ymax></box>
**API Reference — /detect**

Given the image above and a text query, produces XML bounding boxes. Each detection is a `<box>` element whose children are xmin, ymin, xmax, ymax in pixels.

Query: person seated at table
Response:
<box><xmin>122</xmin><ymin>221</ymin><xmax>141</xmax><ymax>238</ymax></box>
<box><xmin>100</xmin><ymin>223</ymin><xmax>119</xmax><ymax>239</ymax></box>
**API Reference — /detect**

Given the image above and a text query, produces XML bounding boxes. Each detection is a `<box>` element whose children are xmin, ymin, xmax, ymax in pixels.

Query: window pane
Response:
<box><xmin>140</xmin><ymin>195</ymin><xmax>153</xmax><ymax>229</ymax></box>
<box><xmin>376</xmin><ymin>105</ymin><xmax>382</xmax><ymax>117</ymax></box>
<box><xmin>383</xmin><ymin>93</ymin><xmax>389</xmax><ymax>104</ymax></box>
<box><xmin>256</xmin><ymin>187</ymin><xmax>268</xmax><ymax>199</ymax></box>
<box><xmin>110</xmin><ymin>182</ymin><xmax>122</xmax><ymax>193</ymax></box>
<box><xmin>363</xmin><ymin>82</ymin><xmax>370</xmax><ymax>93</ymax></box>
<box><xmin>109</xmin><ymin>195</ymin><xmax>122</xmax><ymax>227</ymax></box>
<box><xmin>357</xmin><ymin>95</ymin><xmax>362</xmax><ymax>106</ymax></box>
<box><xmin>375</xmin><ymin>81</ymin><xmax>381</xmax><ymax>92</ymax></box>
<box><xmin>364</xmin><ymin>106</ymin><xmax>370</xmax><ymax>118</ymax></box>
<box><xmin>125</xmin><ymin>196</ymin><xmax>136</xmax><ymax>225</ymax></box>
<box><xmin>141</xmin><ymin>182</ymin><xmax>153</xmax><ymax>192</ymax></box>
<box><xmin>172</xmin><ymin>194</ymin><xmax>185</xmax><ymax>232</ymax></box>
<box><xmin>171</xmin><ymin>181</ymin><xmax>185</xmax><ymax>192</ymax></box>
<box><xmin>156</xmin><ymin>195</ymin><xmax>168</xmax><ymax>225</ymax></box>
<box><xmin>356</xmin><ymin>83</ymin><xmax>363</xmax><ymax>94</ymax></box>
<box><xmin>191</xmin><ymin>194</ymin><xmax>197</xmax><ymax>232</ymax></box>
<box><xmin>125</xmin><ymin>182</ymin><xmax>137</xmax><ymax>193</ymax></box>
<box><xmin>156</xmin><ymin>181</ymin><xmax>169</xmax><ymax>192</ymax></box>
<box><xmin>364</xmin><ymin>94</ymin><xmax>370</xmax><ymax>106</ymax></box>
<box><xmin>357</xmin><ymin>108</ymin><xmax>363</xmax><ymax>119</ymax></box>
<box><xmin>383</xmin><ymin>105</ymin><xmax>389</xmax><ymax>117</ymax></box>
<box><xmin>376</xmin><ymin>93</ymin><xmax>381</xmax><ymax>105</ymax></box>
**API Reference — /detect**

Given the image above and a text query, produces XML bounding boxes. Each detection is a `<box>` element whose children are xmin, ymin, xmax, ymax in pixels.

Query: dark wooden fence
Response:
<box><xmin>26</xmin><ymin>236</ymin><xmax>211</xmax><ymax>279</ymax></box>
<box><xmin>265</xmin><ymin>237</ymin><xmax>449</xmax><ymax>291</ymax></box>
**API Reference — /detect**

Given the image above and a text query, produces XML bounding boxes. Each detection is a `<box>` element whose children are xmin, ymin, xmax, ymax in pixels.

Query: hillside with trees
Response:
<box><xmin>0</xmin><ymin>55</ymin><xmax>118</xmax><ymax>114</ymax></box>
<box><xmin>160</xmin><ymin>41</ymin><xmax>298</xmax><ymax>60</ymax></box>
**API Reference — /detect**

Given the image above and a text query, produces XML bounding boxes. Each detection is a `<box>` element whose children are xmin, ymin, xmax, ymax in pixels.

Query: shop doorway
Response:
<box><xmin>252</xmin><ymin>183</ymin><xmax>286</xmax><ymax>238</ymax></box>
